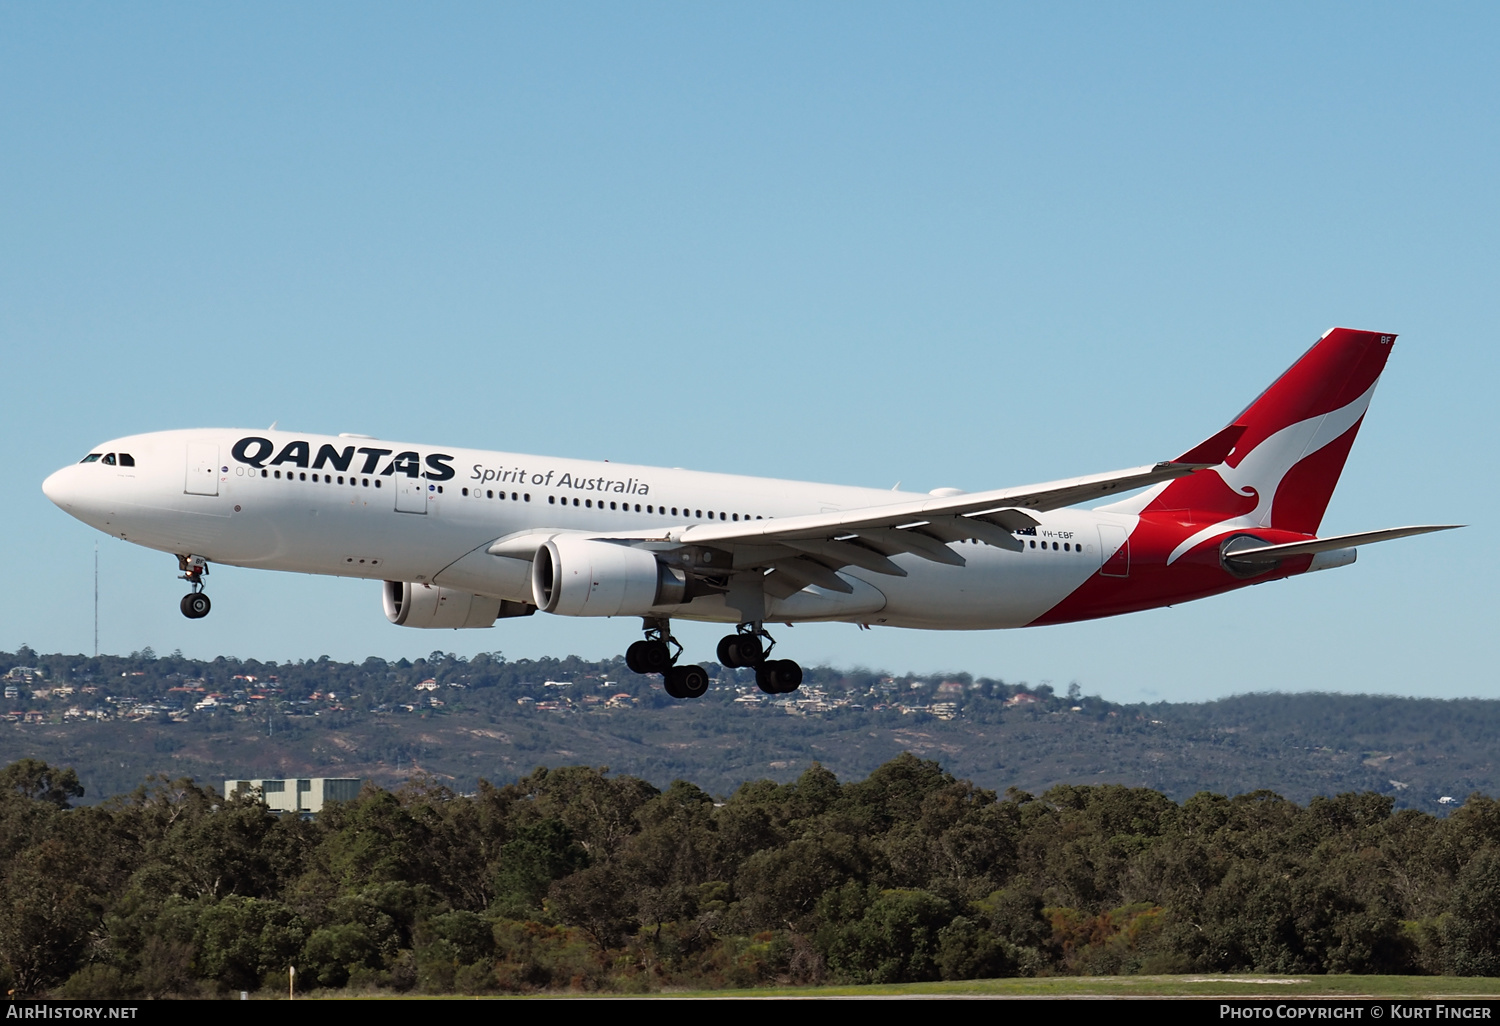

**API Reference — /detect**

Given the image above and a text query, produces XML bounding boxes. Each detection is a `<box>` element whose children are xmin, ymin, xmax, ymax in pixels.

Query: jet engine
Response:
<box><xmin>531</xmin><ymin>536</ymin><xmax>686</xmax><ymax>616</ymax></box>
<box><xmin>383</xmin><ymin>580</ymin><xmax>532</xmax><ymax>629</ymax></box>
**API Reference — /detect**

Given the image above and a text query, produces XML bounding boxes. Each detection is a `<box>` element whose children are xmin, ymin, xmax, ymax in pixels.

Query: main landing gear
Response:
<box><xmin>717</xmin><ymin>623</ymin><xmax>803</xmax><ymax>695</ymax></box>
<box><xmin>177</xmin><ymin>555</ymin><xmax>212</xmax><ymax>619</ymax></box>
<box><xmin>626</xmin><ymin>619</ymin><xmax>710</xmax><ymax>699</ymax></box>
<box><xmin>624</xmin><ymin>619</ymin><xmax>803</xmax><ymax>701</ymax></box>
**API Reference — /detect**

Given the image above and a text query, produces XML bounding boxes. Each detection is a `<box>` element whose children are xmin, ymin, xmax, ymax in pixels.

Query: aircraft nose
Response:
<box><xmin>42</xmin><ymin>466</ymin><xmax>77</xmax><ymax>509</ymax></box>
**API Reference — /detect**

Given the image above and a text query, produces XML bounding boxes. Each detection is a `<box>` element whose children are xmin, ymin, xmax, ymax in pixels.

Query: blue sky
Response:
<box><xmin>3</xmin><ymin>3</ymin><xmax>1494</xmax><ymax>704</ymax></box>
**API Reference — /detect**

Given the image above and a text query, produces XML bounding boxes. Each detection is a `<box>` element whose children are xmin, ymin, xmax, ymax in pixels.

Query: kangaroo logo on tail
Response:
<box><xmin>1105</xmin><ymin>328</ymin><xmax>1397</xmax><ymax>561</ymax></box>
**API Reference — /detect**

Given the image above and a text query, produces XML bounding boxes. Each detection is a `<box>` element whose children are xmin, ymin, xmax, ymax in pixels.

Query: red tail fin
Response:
<box><xmin>1143</xmin><ymin>328</ymin><xmax>1397</xmax><ymax>534</ymax></box>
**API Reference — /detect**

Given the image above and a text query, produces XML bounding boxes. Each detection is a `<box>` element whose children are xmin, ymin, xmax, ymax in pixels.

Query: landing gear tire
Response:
<box><xmin>716</xmin><ymin>635</ymin><xmax>740</xmax><ymax>667</ymax></box>
<box><xmin>717</xmin><ymin>631</ymin><xmax>765</xmax><ymax>668</ymax></box>
<box><xmin>626</xmin><ymin>639</ymin><xmax>673</xmax><ymax>675</ymax></box>
<box><xmin>180</xmin><ymin>593</ymin><xmax>211</xmax><ymax>619</ymax></box>
<box><xmin>755</xmin><ymin>662</ymin><xmax>777</xmax><ymax>694</ymax></box>
<box><xmin>736</xmin><ymin>634</ymin><xmax>764</xmax><ymax>665</ymax></box>
<box><xmin>755</xmin><ymin>659</ymin><xmax>802</xmax><ymax>694</ymax></box>
<box><xmin>637</xmin><ymin>639</ymin><xmax>672</xmax><ymax>674</ymax></box>
<box><xmin>774</xmin><ymin>659</ymin><xmax>803</xmax><ymax>693</ymax></box>
<box><xmin>666</xmin><ymin>664</ymin><xmax>710</xmax><ymax>699</ymax></box>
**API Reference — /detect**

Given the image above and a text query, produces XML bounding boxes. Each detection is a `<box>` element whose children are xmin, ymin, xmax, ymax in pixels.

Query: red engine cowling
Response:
<box><xmin>531</xmin><ymin>536</ymin><xmax>685</xmax><ymax>616</ymax></box>
<box><xmin>383</xmin><ymin>581</ymin><xmax>506</xmax><ymax>629</ymax></box>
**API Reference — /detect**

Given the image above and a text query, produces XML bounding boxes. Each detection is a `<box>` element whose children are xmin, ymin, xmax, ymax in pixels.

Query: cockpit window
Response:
<box><xmin>102</xmin><ymin>454</ymin><xmax>117</xmax><ymax>466</ymax></box>
<box><xmin>118</xmin><ymin>453</ymin><xmax>135</xmax><ymax>467</ymax></box>
<box><xmin>80</xmin><ymin>454</ymin><xmax>102</xmax><ymax>464</ymax></box>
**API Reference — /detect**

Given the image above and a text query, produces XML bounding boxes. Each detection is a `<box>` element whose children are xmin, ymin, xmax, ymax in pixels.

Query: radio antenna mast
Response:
<box><xmin>93</xmin><ymin>542</ymin><xmax>99</xmax><ymax>658</ymax></box>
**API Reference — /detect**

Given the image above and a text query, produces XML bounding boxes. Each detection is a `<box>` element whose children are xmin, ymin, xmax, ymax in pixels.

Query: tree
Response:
<box><xmin>1444</xmin><ymin>847</ymin><xmax>1500</xmax><ymax>976</ymax></box>
<box><xmin>816</xmin><ymin>883</ymin><xmax>953</xmax><ymax>983</ymax></box>
<box><xmin>0</xmin><ymin>759</ymin><xmax>84</xmax><ymax>808</ymax></box>
<box><xmin>491</xmin><ymin>819</ymin><xmax>589</xmax><ymax>915</ymax></box>
<box><xmin>0</xmin><ymin>838</ymin><xmax>96</xmax><ymax>994</ymax></box>
<box><xmin>195</xmin><ymin>895</ymin><xmax>306</xmax><ymax>992</ymax></box>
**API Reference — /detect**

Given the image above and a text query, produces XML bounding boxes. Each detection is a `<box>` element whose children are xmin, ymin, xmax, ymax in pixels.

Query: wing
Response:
<box><xmin>480</xmin><ymin>459</ymin><xmax>1217</xmax><ymax>598</ymax></box>
<box><xmin>485</xmin><ymin>424</ymin><xmax>1242</xmax><ymax>599</ymax></box>
<box><xmin>665</xmin><ymin>460</ymin><xmax>1227</xmax><ymax>595</ymax></box>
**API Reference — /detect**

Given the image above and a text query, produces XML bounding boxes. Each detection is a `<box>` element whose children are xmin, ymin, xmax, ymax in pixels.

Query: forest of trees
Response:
<box><xmin>5</xmin><ymin>754</ymin><xmax>1500</xmax><ymax>997</ymax></box>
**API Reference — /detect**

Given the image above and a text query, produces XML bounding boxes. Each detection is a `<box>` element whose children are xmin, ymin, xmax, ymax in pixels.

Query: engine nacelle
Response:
<box><xmin>531</xmin><ymin>536</ymin><xmax>685</xmax><ymax>616</ymax></box>
<box><xmin>383</xmin><ymin>581</ymin><xmax>526</xmax><ymax>629</ymax></box>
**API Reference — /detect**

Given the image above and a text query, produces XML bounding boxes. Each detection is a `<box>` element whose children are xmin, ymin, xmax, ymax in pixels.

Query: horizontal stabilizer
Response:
<box><xmin>1225</xmin><ymin>524</ymin><xmax>1464</xmax><ymax>562</ymax></box>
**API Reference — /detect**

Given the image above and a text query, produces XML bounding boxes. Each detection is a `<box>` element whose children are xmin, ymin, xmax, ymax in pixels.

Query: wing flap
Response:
<box><xmin>770</xmin><ymin>558</ymin><xmax>855</xmax><ymax>593</ymax></box>
<box><xmin>782</xmin><ymin>538</ymin><xmax>907</xmax><ymax>577</ymax></box>
<box><xmin>945</xmin><ymin>515</ymin><xmax>1027</xmax><ymax>551</ymax></box>
<box><xmin>850</xmin><ymin>526</ymin><xmax>967</xmax><ymax>566</ymax></box>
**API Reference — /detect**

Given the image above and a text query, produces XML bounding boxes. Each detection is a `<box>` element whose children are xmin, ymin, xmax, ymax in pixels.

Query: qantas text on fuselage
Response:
<box><xmin>228</xmin><ymin>436</ymin><xmax>656</xmax><ymax>498</ymax></box>
<box><xmin>43</xmin><ymin>328</ymin><xmax>1459</xmax><ymax>700</ymax></box>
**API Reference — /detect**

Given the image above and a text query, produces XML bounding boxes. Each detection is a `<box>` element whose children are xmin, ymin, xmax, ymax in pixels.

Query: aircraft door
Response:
<box><xmin>1097</xmin><ymin>524</ymin><xmax>1129</xmax><ymax>577</ymax></box>
<box><xmin>185</xmin><ymin>442</ymin><xmax>219</xmax><ymax>496</ymax></box>
<box><xmin>395</xmin><ymin>475</ymin><xmax>428</xmax><ymax>514</ymax></box>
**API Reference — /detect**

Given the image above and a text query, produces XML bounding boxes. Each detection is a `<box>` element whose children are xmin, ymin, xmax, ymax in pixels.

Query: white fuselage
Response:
<box><xmin>43</xmin><ymin>428</ymin><xmax>1129</xmax><ymax>630</ymax></box>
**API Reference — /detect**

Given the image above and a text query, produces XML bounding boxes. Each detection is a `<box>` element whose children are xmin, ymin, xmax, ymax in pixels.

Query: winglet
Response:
<box><xmin>1172</xmin><ymin>424</ymin><xmax>1246</xmax><ymax>466</ymax></box>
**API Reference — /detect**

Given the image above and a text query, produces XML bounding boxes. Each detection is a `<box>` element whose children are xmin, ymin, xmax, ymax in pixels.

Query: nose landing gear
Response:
<box><xmin>177</xmin><ymin>555</ymin><xmax>212</xmax><ymax>619</ymax></box>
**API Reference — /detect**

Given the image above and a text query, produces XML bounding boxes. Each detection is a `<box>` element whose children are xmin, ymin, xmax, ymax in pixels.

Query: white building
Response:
<box><xmin>224</xmin><ymin>777</ymin><xmax>363</xmax><ymax>814</ymax></box>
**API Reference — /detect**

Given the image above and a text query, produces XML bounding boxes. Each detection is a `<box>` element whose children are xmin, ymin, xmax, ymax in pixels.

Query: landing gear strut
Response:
<box><xmin>626</xmin><ymin>618</ymin><xmax>710</xmax><ymax>700</ymax></box>
<box><xmin>718</xmin><ymin>623</ymin><xmax>802</xmax><ymax>695</ymax></box>
<box><xmin>177</xmin><ymin>555</ymin><xmax>212</xmax><ymax>619</ymax></box>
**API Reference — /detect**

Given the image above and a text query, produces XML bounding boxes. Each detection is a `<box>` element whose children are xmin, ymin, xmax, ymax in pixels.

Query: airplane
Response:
<box><xmin>42</xmin><ymin>327</ymin><xmax>1459</xmax><ymax>700</ymax></box>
